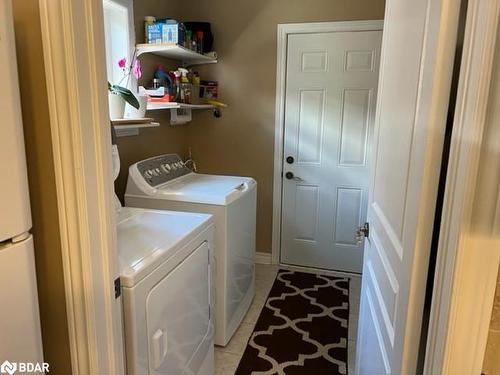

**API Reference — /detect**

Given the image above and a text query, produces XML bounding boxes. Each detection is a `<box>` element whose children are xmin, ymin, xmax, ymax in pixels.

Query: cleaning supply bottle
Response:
<box><xmin>192</xmin><ymin>72</ymin><xmax>201</xmax><ymax>104</ymax></box>
<box><xmin>144</xmin><ymin>16</ymin><xmax>156</xmax><ymax>43</ymax></box>
<box><xmin>171</xmin><ymin>70</ymin><xmax>181</xmax><ymax>102</ymax></box>
<box><xmin>154</xmin><ymin>64</ymin><xmax>173</xmax><ymax>97</ymax></box>
<box><xmin>185</xmin><ymin>30</ymin><xmax>193</xmax><ymax>49</ymax></box>
<box><xmin>192</xmin><ymin>71</ymin><xmax>201</xmax><ymax>86</ymax></box>
<box><xmin>178</xmin><ymin>68</ymin><xmax>192</xmax><ymax>104</ymax></box>
<box><xmin>196</xmin><ymin>31</ymin><xmax>204</xmax><ymax>54</ymax></box>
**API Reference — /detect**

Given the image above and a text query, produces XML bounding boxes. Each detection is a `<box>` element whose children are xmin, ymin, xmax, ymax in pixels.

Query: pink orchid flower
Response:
<box><xmin>132</xmin><ymin>59</ymin><xmax>142</xmax><ymax>80</ymax></box>
<box><xmin>117</xmin><ymin>57</ymin><xmax>127</xmax><ymax>69</ymax></box>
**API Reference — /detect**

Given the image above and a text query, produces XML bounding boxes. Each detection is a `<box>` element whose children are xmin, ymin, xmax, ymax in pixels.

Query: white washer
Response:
<box><xmin>117</xmin><ymin>207</ymin><xmax>215</xmax><ymax>375</ymax></box>
<box><xmin>125</xmin><ymin>154</ymin><xmax>257</xmax><ymax>346</ymax></box>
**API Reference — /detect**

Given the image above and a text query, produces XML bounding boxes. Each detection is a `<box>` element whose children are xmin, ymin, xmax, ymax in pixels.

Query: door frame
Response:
<box><xmin>35</xmin><ymin>2</ymin><xmax>499</xmax><ymax>372</ymax></box>
<box><xmin>39</xmin><ymin>0</ymin><xmax>124</xmax><ymax>373</ymax></box>
<box><xmin>272</xmin><ymin>9</ymin><xmax>500</xmax><ymax>373</ymax></box>
<box><xmin>271</xmin><ymin>20</ymin><xmax>384</xmax><ymax>265</ymax></box>
<box><xmin>424</xmin><ymin>0</ymin><xmax>500</xmax><ymax>373</ymax></box>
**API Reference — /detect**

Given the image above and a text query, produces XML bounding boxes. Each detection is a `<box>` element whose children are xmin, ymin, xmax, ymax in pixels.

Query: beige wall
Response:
<box><xmin>115</xmin><ymin>117</ymin><xmax>188</xmax><ymax>199</ymax></box>
<box><xmin>12</xmin><ymin>1</ymin><xmax>72</xmax><ymax>373</ymax></box>
<box><xmin>120</xmin><ymin>0</ymin><xmax>386</xmax><ymax>253</ymax></box>
<box><xmin>115</xmin><ymin>0</ymin><xmax>187</xmax><ymax>200</ymax></box>
<box><xmin>182</xmin><ymin>0</ymin><xmax>386</xmax><ymax>253</ymax></box>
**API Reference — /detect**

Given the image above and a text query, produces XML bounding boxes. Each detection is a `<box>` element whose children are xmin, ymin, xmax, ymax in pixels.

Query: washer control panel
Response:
<box><xmin>137</xmin><ymin>154</ymin><xmax>191</xmax><ymax>187</ymax></box>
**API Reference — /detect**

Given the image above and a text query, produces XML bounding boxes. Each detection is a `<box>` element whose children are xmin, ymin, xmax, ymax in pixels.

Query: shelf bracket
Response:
<box><xmin>170</xmin><ymin>108</ymin><xmax>192</xmax><ymax>125</ymax></box>
<box><xmin>115</xmin><ymin>127</ymin><xmax>140</xmax><ymax>137</ymax></box>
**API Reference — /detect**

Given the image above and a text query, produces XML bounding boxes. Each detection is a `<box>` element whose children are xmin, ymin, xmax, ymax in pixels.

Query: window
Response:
<box><xmin>102</xmin><ymin>0</ymin><xmax>134</xmax><ymax>86</ymax></box>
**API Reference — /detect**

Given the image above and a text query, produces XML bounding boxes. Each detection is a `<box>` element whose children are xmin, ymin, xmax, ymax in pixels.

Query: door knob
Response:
<box><xmin>285</xmin><ymin>172</ymin><xmax>304</xmax><ymax>181</ymax></box>
<box><xmin>356</xmin><ymin>222</ymin><xmax>370</xmax><ymax>244</ymax></box>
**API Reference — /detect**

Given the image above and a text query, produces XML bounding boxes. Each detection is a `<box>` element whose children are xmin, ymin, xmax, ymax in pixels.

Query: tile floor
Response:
<box><xmin>215</xmin><ymin>263</ymin><xmax>362</xmax><ymax>375</ymax></box>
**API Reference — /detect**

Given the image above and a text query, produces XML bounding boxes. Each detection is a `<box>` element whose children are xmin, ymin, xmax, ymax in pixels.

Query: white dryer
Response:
<box><xmin>125</xmin><ymin>154</ymin><xmax>257</xmax><ymax>346</ymax></box>
<box><xmin>117</xmin><ymin>207</ymin><xmax>215</xmax><ymax>375</ymax></box>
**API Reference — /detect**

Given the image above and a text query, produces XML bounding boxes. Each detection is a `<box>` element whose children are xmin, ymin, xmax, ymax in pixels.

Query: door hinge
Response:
<box><xmin>356</xmin><ymin>222</ymin><xmax>370</xmax><ymax>244</ymax></box>
<box><xmin>114</xmin><ymin>277</ymin><xmax>121</xmax><ymax>299</ymax></box>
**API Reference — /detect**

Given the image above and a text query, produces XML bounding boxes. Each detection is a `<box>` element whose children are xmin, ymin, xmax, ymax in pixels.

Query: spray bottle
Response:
<box><xmin>178</xmin><ymin>68</ymin><xmax>192</xmax><ymax>104</ymax></box>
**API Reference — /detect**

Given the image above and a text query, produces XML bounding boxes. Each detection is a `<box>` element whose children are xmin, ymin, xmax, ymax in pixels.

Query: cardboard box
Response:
<box><xmin>147</xmin><ymin>24</ymin><xmax>163</xmax><ymax>44</ymax></box>
<box><xmin>161</xmin><ymin>23</ymin><xmax>179</xmax><ymax>44</ymax></box>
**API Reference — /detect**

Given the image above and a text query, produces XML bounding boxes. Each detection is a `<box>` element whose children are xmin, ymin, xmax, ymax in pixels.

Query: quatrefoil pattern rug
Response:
<box><xmin>235</xmin><ymin>270</ymin><xmax>350</xmax><ymax>375</ymax></box>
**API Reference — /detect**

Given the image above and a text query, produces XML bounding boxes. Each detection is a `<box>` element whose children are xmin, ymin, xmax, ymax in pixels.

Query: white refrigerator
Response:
<box><xmin>0</xmin><ymin>0</ymin><xmax>44</xmax><ymax>366</ymax></box>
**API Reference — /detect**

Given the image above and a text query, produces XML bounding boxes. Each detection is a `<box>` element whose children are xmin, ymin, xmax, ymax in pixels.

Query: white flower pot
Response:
<box><xmin>108</xmin><ymin>93</ymin><xmax>126</xmax><ymax>119</ymax></box>
<box><xmin>124</xmin><ymin>95</ymin><xmax>148</xmax><ymax>119</ymax></box>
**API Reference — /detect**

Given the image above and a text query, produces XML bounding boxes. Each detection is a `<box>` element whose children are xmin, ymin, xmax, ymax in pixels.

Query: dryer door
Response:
<box><xmin>146</xmin><ymin>241</ymin><xmax>211</xmax><ymax>375</ymax></box>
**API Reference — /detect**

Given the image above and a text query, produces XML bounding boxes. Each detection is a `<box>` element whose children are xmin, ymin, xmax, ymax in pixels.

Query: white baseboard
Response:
<box><xmin>255</xmin><ymin>251</ymin><xmax>272</xmax><ymax>265</ymax></box>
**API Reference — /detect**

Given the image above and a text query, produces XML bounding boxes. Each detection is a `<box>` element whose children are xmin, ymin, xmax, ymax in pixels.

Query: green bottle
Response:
<box><xmin>185</xmin><ymin>30</ymin><xmax>193</xmax><ymax>49</ymax></box>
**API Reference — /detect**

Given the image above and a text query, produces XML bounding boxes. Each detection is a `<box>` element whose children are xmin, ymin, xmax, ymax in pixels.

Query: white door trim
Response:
<box><xmin>424</xmin><ymin>0</ymin><xmax>500</xmax><ymax>373</ymax></box>
<box><xmin>272</xmin><ymin>20</ymin><xmax>384</xmax><ymax>265</ymax></box>
<box><xmin>39</xmin><ymin>0</ymin><xmax>124</xmax><ymax>373</ymax></box>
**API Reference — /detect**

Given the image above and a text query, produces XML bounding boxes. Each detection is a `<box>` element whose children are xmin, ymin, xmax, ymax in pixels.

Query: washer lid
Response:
<box><xmin>155</xmin><ymin>174</ymin><xmax>257</xmax><ymax>205</ymax></box>
<box><xmin>117</xmin><ymin>207</ymin><xmax>212</xmax><ymax>287</ymax></box>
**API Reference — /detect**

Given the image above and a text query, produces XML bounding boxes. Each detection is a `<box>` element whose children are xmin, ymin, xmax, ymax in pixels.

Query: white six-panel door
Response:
<box><xmin>355</xmin><ymin>0</ymin><xmax>460</xmax><ymax>373</ymax></box>
<box><xmin>280</xmin><ymin>30</ymin><xmax>382</xmax><ymax>273</ymax></box>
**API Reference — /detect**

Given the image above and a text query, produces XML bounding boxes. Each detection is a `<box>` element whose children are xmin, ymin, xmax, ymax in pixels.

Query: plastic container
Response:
<box><xmin>171</xmin><ymin>70</ymin><xmax>182</xmax><ymax>102</ymax></box>
<box><xmin>192</xmin><ymin>72</ymin><xmax>201</xmax><ymax>86</ymax></box>
<box><xmin>185</xmin><ymin>30</ymin><xmax>193</xmax><ymax>49</ymax></box>
<box><xmin>178</xmin><ymin>68</ymin><xmax>192</xmax><ymax>104</ymax></box>
<box><xmin>200</xmin><ymin>80</ymin><xmax>218</xmax><ymax>100</ymax></box>
<box><xmin>196</xmin><ymin>31</ymin><xmax>204</xmax><ymax>54</ymax></box>
<box><xmin>191</xmin><ymin>72</ymin><xmax>202</xmax><ymax>104</ymax></box>
<box><xmin>178</xmin><ymin>23</ymin><xmax>186</xmax><ymax>46</ymax></box>
<box><xmin>144</xmin><ymin>16</ymin><xmax>156</xmax><ymax>43</ymax></box>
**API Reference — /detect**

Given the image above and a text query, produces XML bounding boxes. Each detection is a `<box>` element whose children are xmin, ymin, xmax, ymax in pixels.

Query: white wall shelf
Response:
<box><xmin>113</xmin><ymin>122</ymin><xmax>160</xmax><ymax>130</ymax></box>
<box><xmin>136</xmin><ymin>43</ymin><xmax>217</xmax><ymax>66</ymax></box>
<box><xmin>112</xmin><ymin>121</ymin><xmax>160</xmax><ymax>137</ymax></box>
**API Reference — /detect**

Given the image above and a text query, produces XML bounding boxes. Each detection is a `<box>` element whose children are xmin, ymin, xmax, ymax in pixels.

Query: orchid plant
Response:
<box><xmin>108</xmin><ymin>51</ymin><xmax>142</xmax><ymax>109</ymax></box>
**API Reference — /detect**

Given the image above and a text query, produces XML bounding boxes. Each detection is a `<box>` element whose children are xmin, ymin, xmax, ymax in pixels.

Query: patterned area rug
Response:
<box><xmin>236</xmin><ymin>269</ymin><xmax>350</xmax><ymax>375</ymax></box>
